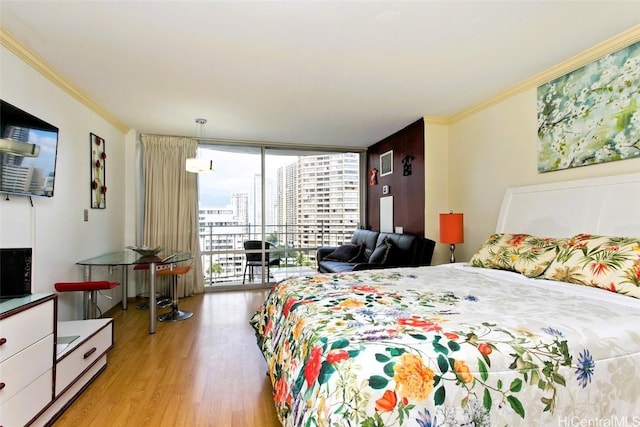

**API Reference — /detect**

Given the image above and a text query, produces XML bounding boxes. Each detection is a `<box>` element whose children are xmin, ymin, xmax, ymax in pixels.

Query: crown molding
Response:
<box><xmin>423</xmin><ymin>115</ymin><xmax>449</xmax><ymax>125</ymax></box>
<box><xmin>0</xmin><ymin>27</ymin><xmax>130</xmax><ymax>134</ymax></box>
<box><xmin>2</xmin><ymin>24</ymin><xmax>639</xmax><ymax>134</ymax></box>
<box><xmin>448</xmin><ymin>24</ymin><xmax>640</xmax><ymax>124</ymax></box>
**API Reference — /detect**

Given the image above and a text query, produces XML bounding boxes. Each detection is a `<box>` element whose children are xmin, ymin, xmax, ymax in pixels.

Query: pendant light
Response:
<box><xmin>185</xmin><ymin>118</ymin><xmax>215</xmax><ymax>173</ymax></box>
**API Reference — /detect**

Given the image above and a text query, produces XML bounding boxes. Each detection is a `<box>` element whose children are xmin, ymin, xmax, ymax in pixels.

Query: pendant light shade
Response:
<box><xmin>185</xmin><ymin>158</ymin><xmax>215</xmax><ymax>173</ymax></box>
<box><xmin>186</xmin><ymin>118</ymin><xmax>215</xmax><ymax>174</ymax></box>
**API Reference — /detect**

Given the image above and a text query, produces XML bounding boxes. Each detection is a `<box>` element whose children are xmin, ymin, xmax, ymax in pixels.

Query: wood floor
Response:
<box><xmin>53</xmin><ymin>290</ymin><xmax>282</xmax><ymax>427</ymax></box>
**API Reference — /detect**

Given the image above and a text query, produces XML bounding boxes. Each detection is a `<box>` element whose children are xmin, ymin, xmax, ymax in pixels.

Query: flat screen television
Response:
<box><xmin>0</xmin><ymin>100</ymin><xmax>59</xmax><ymax>198</ymax></box>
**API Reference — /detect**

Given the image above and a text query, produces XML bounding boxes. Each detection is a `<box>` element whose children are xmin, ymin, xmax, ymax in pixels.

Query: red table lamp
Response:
<box><xmin>440</xmin><ymin>212</ymin><xmax>464</xmax><ymax>263</ymax></box>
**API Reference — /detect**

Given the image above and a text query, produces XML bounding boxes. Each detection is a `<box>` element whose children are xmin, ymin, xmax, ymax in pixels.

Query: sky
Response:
<box><xmin>196</xmin><ymin>148</ymin><xmax>296</xmax><ymax>208</ymax></box>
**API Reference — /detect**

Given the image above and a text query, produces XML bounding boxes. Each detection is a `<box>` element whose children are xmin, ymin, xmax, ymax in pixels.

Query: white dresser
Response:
<box><xmin>0</xmin><ymin>294</ymin><xmax>55</xmax><ymax>427</ymax></box>
<box><xmin>0</xmin><ymin>294</ymin><xmax>114</xmax><ymax>427</ymax></box>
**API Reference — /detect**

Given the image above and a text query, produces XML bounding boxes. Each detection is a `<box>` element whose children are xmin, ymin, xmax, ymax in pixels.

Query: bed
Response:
<box><xmin>251</xmin><ymin>172</ymin><xmax>640</xmax><ymax>426</ymax></box>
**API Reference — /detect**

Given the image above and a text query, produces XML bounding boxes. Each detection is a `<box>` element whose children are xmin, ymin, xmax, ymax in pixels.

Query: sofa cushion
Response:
<box><xmin>318</xmin><ymin>260</ymin><xmax>362</xmax><ymax>274</ymax></box>
<box><xmin>324</xmin><ymin>244</ymin><xmax>364</xmax><ymax>262</ymax></box>
<box><xmin>350</xmin><ymin>229</ymin><xmax>380</xmax><ymax>261</ymax></box>
<box><xmin>376</xmin><ymin>232</ymin><xmax>421</xmax><ymax>265</ymax></box>
<box><xmin>369</xmin><ymin>237</ymin><xmax>394</xmax><ymax>264</ymax></box>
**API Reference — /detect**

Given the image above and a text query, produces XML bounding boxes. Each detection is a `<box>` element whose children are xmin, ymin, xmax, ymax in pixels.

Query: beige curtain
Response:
<box><xmin>140</xmin><ymin>135</ymin><xmax>204</xmax><ymax>296</ymax></box>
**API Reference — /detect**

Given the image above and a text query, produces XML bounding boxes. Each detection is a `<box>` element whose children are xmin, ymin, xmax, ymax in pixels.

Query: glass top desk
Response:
<box><xmin>77</xmin><ymin>250</ymin><xmax>193</xmax><ymax>334</ymax></box>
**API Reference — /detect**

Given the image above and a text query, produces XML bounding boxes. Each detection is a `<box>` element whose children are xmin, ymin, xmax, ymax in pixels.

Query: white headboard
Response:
<box><xmin>496</xmin><ymin>172</ymin><xmax>640</xmax><ymax>237</ymax></box>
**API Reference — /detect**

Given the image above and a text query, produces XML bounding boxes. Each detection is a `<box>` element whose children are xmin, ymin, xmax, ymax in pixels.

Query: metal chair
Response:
<box><xmin>242</xmin><ymin>240</ymin><xmax>280</xmax><ymax>284</ymax></box>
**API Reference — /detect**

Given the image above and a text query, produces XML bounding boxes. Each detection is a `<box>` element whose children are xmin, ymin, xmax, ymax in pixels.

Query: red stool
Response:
<box><xmin>55</xmin><ymin>281</ymin><xmax>119</xmax><ymax>319</ymax></box>
<box><xmin>156</xmin><ymin>263</ymin><xmax>193</xmax><ymax>322</ymax></box>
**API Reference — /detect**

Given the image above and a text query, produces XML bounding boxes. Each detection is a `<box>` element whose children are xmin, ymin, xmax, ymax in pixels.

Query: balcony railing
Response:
<box><xmin>198</xmin><ymin>223</ymin><xmax>357</xmax><ymax>288</ymax></box>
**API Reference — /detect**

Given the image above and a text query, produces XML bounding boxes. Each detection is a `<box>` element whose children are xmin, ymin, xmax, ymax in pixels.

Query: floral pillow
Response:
<box><xmin>470</xmin><ymin>233</ymin><xmax>565</xmax><ymax>277</ymax></box>
<box><xmin>542</xmin><ymin>234</ymin><xmax>640</xmax><ymax>299</ymax></box>
<box><xmin>470</xmin><ymin>233</ymin><xmax>509</xmax><ymax>269</ymax></box>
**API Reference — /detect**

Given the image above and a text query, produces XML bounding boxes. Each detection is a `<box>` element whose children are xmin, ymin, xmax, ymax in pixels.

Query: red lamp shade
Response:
<box><xmin>439</xmin><ymin>213</ymin><xmax>464</xmax><ymax>244</ymax></box>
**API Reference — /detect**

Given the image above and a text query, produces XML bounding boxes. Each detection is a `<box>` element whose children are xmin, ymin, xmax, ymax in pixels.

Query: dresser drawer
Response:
<box><xmin>0</xmin><ymin>334</ymin><xmax>53</xmax><ymax>404</ymax></box>
<box><xmin>0</xmin><ymin>299</ymin><xmax>54</xmax><ymax>363</ymax></box>
<box><xmin>55</xmin><ymin>322</ymin><xmax>113</xmax><ymax>396</ymax></box>
<box><xmin>0</xmin><ymin>369</ymin><xmax>52</xmax><ymax>427</ymax></box>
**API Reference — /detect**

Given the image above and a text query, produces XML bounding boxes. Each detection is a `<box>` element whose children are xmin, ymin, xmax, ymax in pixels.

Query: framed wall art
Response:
<box><xmin>90</xmin><ymin>133</ymin><xmax>106</xmax><ymax>209</ymax></box>
<box><xmin>379</xmin><ymin>150</ymin><xmax>393</xmax><ymax>176</ymax></box>
<box><xmin>537</xmin><ymin>40</ymin><xmax>640</xmax><ymax>173</ymax></box>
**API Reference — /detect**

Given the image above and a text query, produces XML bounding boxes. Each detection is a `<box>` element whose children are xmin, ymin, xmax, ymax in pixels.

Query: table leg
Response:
<box><xmin>83</xmin><ymin>265</ymin><xmax>91</xmax><ymax>320</ymax></box>
<box><xmin>121</xmin><ymin>266</ymin><xmax>128</xmax><ymax>310</ymax></box>
<box><xmin>149</xmin><ymin>261</ymin><xmax>156</xmax><ymax>334</ymax></box>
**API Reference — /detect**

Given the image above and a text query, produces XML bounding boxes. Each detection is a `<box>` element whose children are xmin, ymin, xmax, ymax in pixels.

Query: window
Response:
<box><xmin>196</xmin><ymin>144</ymin><xmax>364</xmax><ymax>289</ymax></box>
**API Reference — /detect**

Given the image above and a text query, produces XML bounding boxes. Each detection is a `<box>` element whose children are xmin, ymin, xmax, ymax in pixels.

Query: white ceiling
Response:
<box><xmin>1</xmin><ymin>1</ymin><xmax>639</xmax><ymax>148</ymax></box>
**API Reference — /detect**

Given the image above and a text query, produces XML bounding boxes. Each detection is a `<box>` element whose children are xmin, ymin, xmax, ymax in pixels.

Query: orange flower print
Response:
<box><xmin>274</xmin><ymin>376</ymin><xmax>291</xmax><ymax>406</ymax></box>
<box><xmin>351</xmin><ymin>285</ymin><xmax>379</xmax><ymax>293</ymax></box>
<box><xmin>375</xmin><ymin>389</ymin><xmax>397</xmax><ymax>412</ymax></box>
<box><xmin>293</xmin><ymin>317</ymin><xmax>305</xmax><ymax>340</ymax></box>
<box><xmin>568</xmin><ymin>239</ymin><xmax>587</xmax><ymax>249</ymax></box>
<box><xmin>454</xmin><ymin>360</ymin><xmax>474</xmax><ymax>383</ymax></box>
<box><xmin>326</xmin><ymin>349</ymin><xmax>349</xmax><ymax>364</ymax></box>
<box><xmin>393</xmin><ymin>353</ymin><xmax>435</xmax><ymax>401</ymax></box>
<box><xmin>263</xmin><ymin>319</ymin><xmax>273</xmax><ymax>336</ymax></box>
<box><xmin>444</xmin><ymin>332</ymin><xmax>459</xmax><ymax>340</ymax></box>
<box><xmin>339</xmin><ymin>299</ymin><xmax>364</xmax><ymax>309</ymax></box>
<box><xmin>304</xmin><ymin>346</ymin><xmax>323</xmax><ymax>387</ymax></box>
<box><xmin>398</xmin><ymin>316</ymin><xmax>442</xmax><ymax>332</ymax></box>
<box><xmin>589</xmin><ymin>261</ymin><xmax>608</xmax><ymax>276</ymax></box>
<box><xmin>508</xmin><ymin>234</ymin><xmax>527</xmax><ymax>246</ymax></box>
<box><xmin>308</xmin><ymin>275</ymin><xmax>332</xmax><ymax>283</ymax></box>
<box><xmin>283</xmin><ymin>298</ymin><xmax>297</xmax><ymax>317</ymax></box>
<box><xmin>477</xmin><ymin>343</ymin><xmax>492</xmax><ymax>355</ymax></box>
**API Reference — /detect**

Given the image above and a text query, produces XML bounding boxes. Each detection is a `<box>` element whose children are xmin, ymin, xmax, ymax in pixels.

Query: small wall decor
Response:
<box><xmin>369</xmin><ymin>168</ymin><xmax>378</xmax><ymax>185</ymax></box>
<box><xmin>402</xmin><ymin>154</ymin><xmax>415</xmax><ymax>176</ymax></box>
<box><xmin>90</xmin><ymin>133</ymin><xmax>106</xmax><ymax>209</ymax></box>
<box><xmin>379</xmin><ymin>150</ymin><xmax>393</xmax><ymax>176</ymax></box>
<box><xmin>537</xmin><ymin>40</ymin><xmax>640</xmax><ymax>172</ymax></box>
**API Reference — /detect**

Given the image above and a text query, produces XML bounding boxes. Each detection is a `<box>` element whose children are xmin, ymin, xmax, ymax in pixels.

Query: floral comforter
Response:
<box><xmin>250</xmin><ymin>264</ymin><xmax>640</xmax><ymax>427</ymax></box>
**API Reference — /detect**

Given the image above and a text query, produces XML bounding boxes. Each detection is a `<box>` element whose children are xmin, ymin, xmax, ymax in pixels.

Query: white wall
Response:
<box><xmin>0</xmin><ymin>46</ymin><xmax>127</xmax><ymax>320</ymax></box>
<box><xmin>446</xmin><ymin>88</ymin><xmax>640</xmax><ymax>263</ymax></box>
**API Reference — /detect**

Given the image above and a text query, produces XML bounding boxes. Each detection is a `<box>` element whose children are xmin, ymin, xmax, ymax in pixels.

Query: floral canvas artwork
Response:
<box><xmin>537</xmin><ymin>41</ymin><xmax>640</xmax><ymax>172</ymax></box>
<box><xmin>90</xmin><ymin>133</ymin><xmax>106</xmax><ymax>209</ymax></box>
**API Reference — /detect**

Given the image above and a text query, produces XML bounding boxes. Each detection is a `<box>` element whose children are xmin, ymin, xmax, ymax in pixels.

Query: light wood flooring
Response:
<box><xmin>53</xmin><ymin>290</ymin><xmax>281</xmax><ymax>427</ymax></box>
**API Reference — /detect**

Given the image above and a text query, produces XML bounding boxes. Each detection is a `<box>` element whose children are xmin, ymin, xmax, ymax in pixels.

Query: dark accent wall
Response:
<box><xmin>366</xmin><ymin>118</ymin><xmax>425</xmax><ymax>236</ymax></box>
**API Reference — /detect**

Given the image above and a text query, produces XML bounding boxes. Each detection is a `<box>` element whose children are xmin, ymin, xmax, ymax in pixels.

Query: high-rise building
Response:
<box><xmin>198</xmin><ymin>152</ymin><xmax>359</xmax><ymax>284</ymax></box>
<box><xmin>197</xmin><ymin>206</ymin><xmax>247</xmax><ymax>283</ymax></box>
<box><xmin>279</xmin><ymin>153</ymin><xmax>360</xmax><ymax>256</ymax></box>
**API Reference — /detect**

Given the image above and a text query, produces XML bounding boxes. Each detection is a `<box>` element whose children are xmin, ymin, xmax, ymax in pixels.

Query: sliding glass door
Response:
<box><xmin>196</xmin><ymin>143</ymin><xmax>363</xmax><ymax>290</ymax></box>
